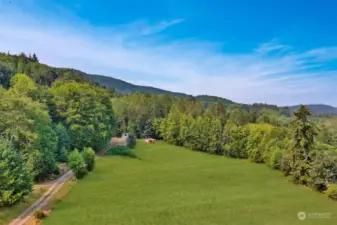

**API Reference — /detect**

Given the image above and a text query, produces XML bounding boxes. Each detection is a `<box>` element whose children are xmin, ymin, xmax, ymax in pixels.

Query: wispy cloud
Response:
<box><xmin>0</xmin><ymin>3</ymin><xmax>337</xmax><ymax>106</ymax></box>
<box><xmin>139</xmin><ymin>19</ymin><xmax>184</xmax><ymax>35</ymax></box>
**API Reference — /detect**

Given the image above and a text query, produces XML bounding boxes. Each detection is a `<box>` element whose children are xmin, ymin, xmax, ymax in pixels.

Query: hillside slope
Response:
<box><xmin>83</xmin><ymin>73</ymin><xmax>192</xmax><ymax>98</ymax></box>
<box><xmin>289</xmin><ymin>104</ymin><xmax>337</xmax><ymax>116</ymax></box>
<box><xmin>0</xmin><ymin>52</ymin><xmax>335</xmax><ymax>115</ymax></box>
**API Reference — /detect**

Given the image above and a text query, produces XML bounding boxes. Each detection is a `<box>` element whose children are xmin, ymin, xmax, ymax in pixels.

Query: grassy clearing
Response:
<box><xmin>44</xmin><ymin>142</ymin><xmax>336</xmax><ymax>225</ymax></box>
<box><xmin>0</xmin><ymin>187</ymin><xmax>46</xmax><ymax>225</ymax></box>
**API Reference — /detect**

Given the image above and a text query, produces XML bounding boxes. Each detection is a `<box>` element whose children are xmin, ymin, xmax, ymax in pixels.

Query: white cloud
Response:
<box><xmin>0</xmin><ymin>5</ymin><xmax>337</xmax><ymax>106</ymax></box>
<box><xmin>139</xmin><ymin>19</ymin><xmax>185</xmax><ymax>35</ymax></box>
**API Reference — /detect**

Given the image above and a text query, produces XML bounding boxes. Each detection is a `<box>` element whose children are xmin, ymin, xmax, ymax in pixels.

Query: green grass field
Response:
<box><xmin>44</xmin><ymin>142</ymin><xmax>336</xmax><ymax>225</ymax></box>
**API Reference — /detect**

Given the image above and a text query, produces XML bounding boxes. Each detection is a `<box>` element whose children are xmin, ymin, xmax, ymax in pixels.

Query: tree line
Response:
<box><xmin>112</xmin><ymin>93</ymin><xmax>337</xmax><ymax>200</ymax></box>
<box><xmin>1</xmin><ymin>52</ymin><xmax>337</xmax><ymax>206</ymax></box>
<box><xmin>0</xmin><ymin>72</ymin><xmax>114</xmax><ymax>206</ymax></box>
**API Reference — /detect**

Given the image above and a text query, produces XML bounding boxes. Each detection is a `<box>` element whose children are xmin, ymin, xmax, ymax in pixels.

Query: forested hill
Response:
<box><xmin>83</xmin><ymin>73</ymin><xmax>191</xmax><ymax>98</ymax></box>
<box><xmin>289</xmin><ymin>104</ymin><xmax>337</xmax><ymax>116</ymax></box>
<box><xmin>0</xmin><ymin>52</ymin><xmax>335</xmax><ymax>115</ymax></box>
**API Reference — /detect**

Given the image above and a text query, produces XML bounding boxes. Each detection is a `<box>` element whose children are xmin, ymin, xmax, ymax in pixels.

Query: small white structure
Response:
<box><xmin>121</xmin><ymin>133</ymin><xmax>131</xmax><ymax>141</ymax></box>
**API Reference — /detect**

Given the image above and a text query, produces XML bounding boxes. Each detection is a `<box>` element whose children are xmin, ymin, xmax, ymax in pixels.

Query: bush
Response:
<box><xmin>309</xmin><ymin>151</ymin><xmax>337</xmax><ymax>192</ymax></box>
<box><xmin>34</xmin><ymin>208</ymin><xmax>46</xmax><ymax>219</ymax></box>
<box><xmin>0</xmin><ymin>137</ymin><xmax>33</xmax><ymax>206</ymax></box>
<box><xmin>68</xmin><ymin>149</ymin><xmax>87</xmax><ymax>179</ymax></box>
<box><xmin>125</xmin><ymin>133</ymin><xmax>137</xmax><ymax>148</ymax></box>
<box><xmin>223</xmin><ymin>125</ymin><xmax>248</xmax><ymax>158</ymax></box>
<box><xmin>82</xmin><ymin>147</ymin><xmax>96</xmax><ymax>172</ymax></box>
<box><xmin>327</xmin><ymin>184</ymin><xmax>337</xmax><ymax>200</ymax></box>
<box><xmin>107</xmin><ymin>146</ymin><xmax>137</xmax><ymax>158</ymax></box>
<box><xmin>280</xmin><ymin>153</ymin><xmax>292</xmax><ymax>176</ymax></box>
<box><xmin>269</xmin><ymin>147</ymin><xmax>283</xmax><ymax>169</ymax></box>
<box><xmin>248</xmin><ymin>148</ymin><xmax>264</xmax><ymax>163</ymax></box>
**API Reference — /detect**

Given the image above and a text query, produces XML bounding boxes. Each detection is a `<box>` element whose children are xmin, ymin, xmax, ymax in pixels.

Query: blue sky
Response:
<box><xmin>0</xmin><ymin>0</ymin><xmax>337</xmax><ymax>106</ymax></box>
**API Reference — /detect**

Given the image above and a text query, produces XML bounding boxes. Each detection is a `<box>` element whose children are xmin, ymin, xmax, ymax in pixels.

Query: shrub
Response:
<box><xmin>327</xmin><ymin>184</ymin><xmax>337</xmax><ymax>200</ymax></box>
<box><xmin>107</xmin><ymin>146</ymin><xmax>137</xmax><ymax>158</ymax></box>
<box><xmin>269</xmin><ymin>147</ymin><xmax>284</xmax><ymax>169</ymax></box>
<box><xmin>34</xmin><ymin>208</ymin><xmax>46</xmax><ymax>219</ymax></box>
<box><xmin>0</xmin><ymin>137</ymin><xmax>33</xmax><ymax>206</ymax></box>
<box><xmin>68</xmin><ymin>149</ymin><xmax>87</xmax><ymax>179</ymax></box>
<box><xmin>125</xmin><ymin>133</ymin><xmax>137</xmax><ymax>148</ymax></box>
<box><xmin>248</xmin><ymin>148</ymin><xmax>264</xmax><ymax>163</ymax></box>
<box><xmin>223</xmin><ymin>125</ymin><xmax>248</xmax><ymax>158</ymax></box>
<box><xmin>309</xmin><ymin>151</ymin><xmax>337</xmax><ymax>192</ymax></box>
<box><xmin>280</xmin><ymin>153</ymin><xmax>292</xmax><ymax>176</ymax></box>
<box><xmin>82</xmin><ymin>147</ymin><xmax>96</xmax><ymax>172</ymax></box>
<box><xmin>290</xmin><ymin>160</ymin><xmax>310</xmax><ymax>185</ymax></box>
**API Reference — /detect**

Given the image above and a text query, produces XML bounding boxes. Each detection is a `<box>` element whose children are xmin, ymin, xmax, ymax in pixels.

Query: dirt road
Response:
<box><xmin>9</xmin><ymin>171</ymin><xmax>74</xmax><ymax>225</ymax></box>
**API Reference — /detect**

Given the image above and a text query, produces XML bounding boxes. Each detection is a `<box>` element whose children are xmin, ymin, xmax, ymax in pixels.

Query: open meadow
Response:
<box><xmin>44</xmin><ymin>142</ymin><xmax>336</xmax><ymax>225</ymax></box>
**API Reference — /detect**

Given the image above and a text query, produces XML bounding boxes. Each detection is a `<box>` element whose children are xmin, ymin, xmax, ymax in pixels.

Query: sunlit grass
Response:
<box><xmin>44</xmin><ymin>141</ymin><xmax>336</xmax><ymax>225</ymax></box>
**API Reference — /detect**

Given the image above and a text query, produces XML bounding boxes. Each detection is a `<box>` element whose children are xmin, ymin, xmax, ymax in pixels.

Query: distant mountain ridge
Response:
<box><xmin>83</xmin><ymin>73</ymin><xmax>236</xmax><ymax>106</ymax></box>
<box><xmin>288</xmin><ymin>104</ymin><xmax>337</xmax><ymax>116</ymax></box>
<box><xmin>0</xmin><ymin>52</ymin><xmax>336</xmax><ymax>115</ymax></box>
<box><xmin>82</xmin><ymin>73</ymin><xmax>192</xmax><ymax>98</ymax></box>
<box><xmin>84</xmin><ymin>74</ymin><xmax>337</xmax><ymax>115</ymax></box>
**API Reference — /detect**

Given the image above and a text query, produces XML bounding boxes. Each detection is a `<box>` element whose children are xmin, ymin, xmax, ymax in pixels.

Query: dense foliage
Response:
<box><xmin>82</xmin><ymin>147</ymin><xmax>96</xmax><ymax>172</ymax></box>
<box><xmin>0</xmin><ymin>137</ymin><xmax>33</xmax><ymax>206</ymax></box>
<box><xmin>0</xmin><ymin>53</ymin><xmax>113</xmax><ymax>206</ymax></box>
<box><xmin>51</xmin><ymin>82</ymin><xmax>115</xmax><ymax>150</ymax></box>
<box><xmin>54</xmin><ymin>123</ymin><xmax>70</xmax><ymax>162</ymax></box>
<box><xmin>68</xmin><ymin>149</ymin><xmax>88</xmax><ymax>179</ymax></box>
<box><xmin>1</xmin><ymin>52</ymin><xmax>337</xmax><ymax>206</ymax></box>
<box><xmin>150</xmin><ymin>102</ymin><xmax>337</xmax><ymax>199</ymax></box>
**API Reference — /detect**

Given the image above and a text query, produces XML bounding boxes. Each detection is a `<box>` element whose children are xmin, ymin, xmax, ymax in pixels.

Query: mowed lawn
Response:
<box><xmin>44</xmin><ymin>142</ymin><xmax>336</xmax><ymax>225</ymax></box>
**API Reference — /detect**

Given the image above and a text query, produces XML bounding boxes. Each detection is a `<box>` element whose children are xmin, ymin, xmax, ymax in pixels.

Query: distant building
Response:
<box><xmin>121</xmin><ymin>133</ymin><xmax>131</xmax><ymax>141</ymax></box>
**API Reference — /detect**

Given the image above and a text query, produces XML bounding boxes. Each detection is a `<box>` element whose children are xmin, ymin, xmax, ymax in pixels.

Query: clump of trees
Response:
<box><xmin>68</xmin><ymin>149</ymin><xmax>88</xmax><ymax>179</ymax></box>
<box><xmin>68</xmin><ymin>147</ymin><xmax>96</xmax><ymax>179</ymax></box>
<box><xmin>0</xmin><ymin>137</ymin><xmax>33</xmax><ymax>206</ymax></box>
<box><xmin>154</xmin><ymin>103</ymin><xmax>337</xmax><ymax>200</ymax></box>
<box><xmin>0</xmin><ymin>55</ymin><xmax>114</xmax><ymax>206</ymax></box>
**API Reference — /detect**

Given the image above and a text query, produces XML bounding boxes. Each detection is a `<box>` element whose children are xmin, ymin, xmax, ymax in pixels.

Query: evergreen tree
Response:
<box><xmin>290</xmin><ymin>105</ymin><xmax>319</xmax><ymax>184</ymax></box>
<box><xmin>54</xmin><ymin>123</ymin><xmax>70</xmax><ymax>162</ymax></box>
<box><xmin>0</xmin><ymin>137</ymin><xmax>33</xmax><ymax>206</ymax></box>
<box><xmin>142</xmin><ymin>119</ymin><xmax>156</xmax><ymax>138</ymax></box>
<box><xmin>32</xmin><ymin>53</ymin><xmax>39</xmax><ymax>62</ymax></box>
<box><xmin>29</xmin><ymin>125</ymin><xmax>59</xmax><ymax>181</ymax></box>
